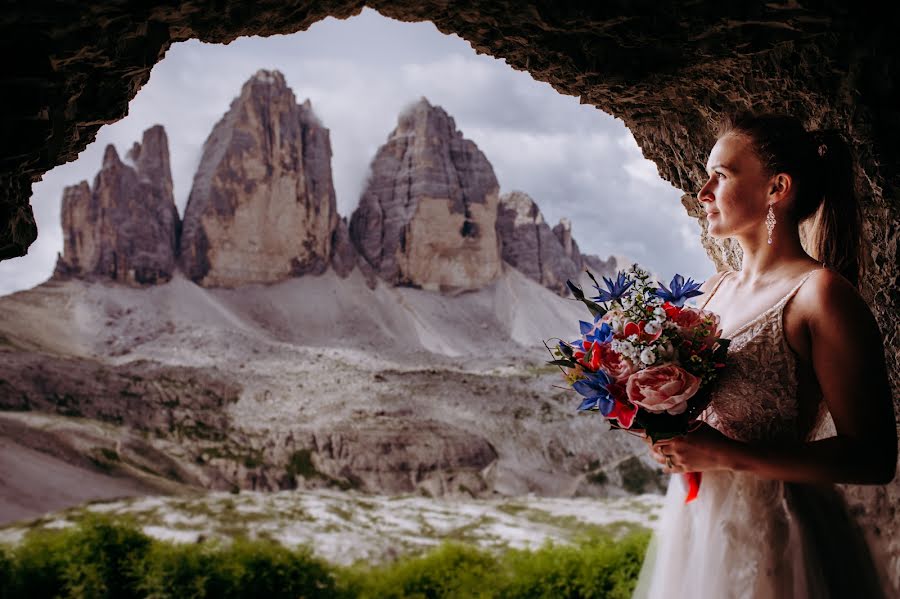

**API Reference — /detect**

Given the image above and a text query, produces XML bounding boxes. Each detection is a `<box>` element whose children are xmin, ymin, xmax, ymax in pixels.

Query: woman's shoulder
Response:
<box><xmin>797</xmin><ymin>265</ymin><xmax>877</xmax><ymax>331</ymax></box>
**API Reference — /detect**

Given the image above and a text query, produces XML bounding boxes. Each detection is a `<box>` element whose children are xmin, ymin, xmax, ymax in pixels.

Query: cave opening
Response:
<box><xmin>0</xmin><ymin>3</ymin><xmax>896</xmax><ymax>591</ymax></box>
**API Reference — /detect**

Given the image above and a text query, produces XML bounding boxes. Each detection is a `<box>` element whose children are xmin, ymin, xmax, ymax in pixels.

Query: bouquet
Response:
<box><xmin>546</xmin><ymin>264</ymin><xmax>730</xmax><ymax>503</ymax></box>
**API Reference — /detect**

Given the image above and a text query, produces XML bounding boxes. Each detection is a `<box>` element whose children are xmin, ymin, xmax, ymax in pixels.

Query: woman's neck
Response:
<box><xmin>734</xmin><ymin>224</ymin><xmax>816</xmax><ymax>287</ymax></box>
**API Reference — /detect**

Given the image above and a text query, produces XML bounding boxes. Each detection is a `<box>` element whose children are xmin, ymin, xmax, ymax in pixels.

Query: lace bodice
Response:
<box><xmin>697</xmin><ymin>268</ymin><xmax>828</xmax><ymax>444</ymax></box>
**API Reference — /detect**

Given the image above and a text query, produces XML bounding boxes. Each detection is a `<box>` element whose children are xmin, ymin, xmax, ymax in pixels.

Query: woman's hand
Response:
<box><xmin>646</xmin><ymin>422</ymin><xmax>738</xmax><ymax>474</ymax></box>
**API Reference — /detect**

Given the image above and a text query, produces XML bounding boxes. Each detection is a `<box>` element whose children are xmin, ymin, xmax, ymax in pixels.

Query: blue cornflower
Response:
<box><xmin>655</xmin><ymin>274</ymin><xmax>704</xmax><ymax>307</ymax></box>
<box><xmin>573</xmin><ymin>370</ymin><xmax>615</xmax><ymax>415</ymax></box>
<box><xmin>591</xmin><ymin>271</ymin><xmax>634</xmax><ymax>304</ymax></box>
<box><xmin>579</xmin><ymin>315</ymin><xmax>614</xmax><ymax>346</ymax></box>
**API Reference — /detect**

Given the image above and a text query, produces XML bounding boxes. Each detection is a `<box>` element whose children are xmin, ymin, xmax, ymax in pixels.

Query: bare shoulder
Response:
<box><xmin>799</xmin><ymin>268</ymin><xmax>881</xmax><ymax>337</ymax></box>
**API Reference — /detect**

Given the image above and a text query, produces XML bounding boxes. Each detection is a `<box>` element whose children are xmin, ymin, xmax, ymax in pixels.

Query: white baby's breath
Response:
<box><xmin>640</xmin><ymin>347</ymin><xmax>657</xmax><ymax>365</ymax></box>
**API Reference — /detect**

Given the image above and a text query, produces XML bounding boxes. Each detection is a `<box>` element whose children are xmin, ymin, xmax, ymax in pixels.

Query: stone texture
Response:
<box><xmin>179</xmin><ymin>69</ymin><xmax>338</xmax><ymax>287</ymax></box>
<box><xmin>496</xmin><ymin>191</ymin><xmax>581</xmax><ymax>296</ymax></box>
<box><xmin>349</xmin><ymin>97</ymin><xmax>502</xmax><ymax>292</ymax></box>
<box><xmin>329</xmin><ymin>216</ymin><xmax>358</xmax><ymax>279</ymax></box>
<box><xmin>552</xmin><ymin>218</ymin><xmax>583</xmax><ymax>271</ymax></box>
<box><xmin>495</xmin><ymin>193</ymin><xmax>618</xmax><ymax>295</ymax></box>
<box><xmin>0</xmin><ymin>2</ymin><xmax>899</xmax><ymax>586</ymax></box>
<box><xmin>53</xmin><ymin>125</ymin><xmax>178</xmax><ymax>285</ymax></box>
<box><xmin>302</xmin><ymin>418</ymin><xmax>498</xmax><ymax>496</ymax></box>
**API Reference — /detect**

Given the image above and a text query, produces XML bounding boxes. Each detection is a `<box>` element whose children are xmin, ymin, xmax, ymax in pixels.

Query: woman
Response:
<box><xmin>631</xmin><ymin>111</ymin><xmax>898</xmax><ymax>598</ymax></box>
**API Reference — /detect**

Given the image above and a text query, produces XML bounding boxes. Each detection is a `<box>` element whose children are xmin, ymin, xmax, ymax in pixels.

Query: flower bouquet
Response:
<box><xmin>546</xmin><ymin>264</ymin><xmax>730</xmax><ymax>503</ymax></box>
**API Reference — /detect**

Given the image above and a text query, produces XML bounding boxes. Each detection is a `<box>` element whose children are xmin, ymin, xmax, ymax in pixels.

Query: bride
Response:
<box><xmin>631</xmin><ymin>111</ymin><xmax>898</xmax><ymax>598</ymax></box>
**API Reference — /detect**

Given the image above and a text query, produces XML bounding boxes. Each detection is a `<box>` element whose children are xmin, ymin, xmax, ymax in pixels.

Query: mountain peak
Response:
<box><xmin>350</xmin><ymin>97</ymin><xmax>501</xmax><ymax>292</ymax></box>
<box><xmin>102</xmin><ymin>144</ymin><xmax>121</xmax><ymax>170</ymax></box>
<box><xmin>249</xmin><ymin>68</ymin><xmax>287</xmax><ymax>87</ymax></box>
<box><xmin>179</xmin><ymin>68</ymin><xmax>339</xmax><ymax>287</ymax></box>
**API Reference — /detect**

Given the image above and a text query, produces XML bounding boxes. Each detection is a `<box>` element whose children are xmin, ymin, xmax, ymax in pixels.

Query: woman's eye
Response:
<box><xmin>715</xmin><ymin>172</ymin><xmax>725</xmax><ymax>179</ymax></box>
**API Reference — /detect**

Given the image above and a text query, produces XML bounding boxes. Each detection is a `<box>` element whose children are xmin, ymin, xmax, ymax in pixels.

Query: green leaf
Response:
<box><xmin>583</xmin><ymin>299</ymin><xmax>606</xmax><ymax>319</ymax></box>
<box><xmin>566</xmin><ymin>279</ymin><xmax>607</xmax><ymax>318</ymax></box>
<box><xmin>546</xmin><ymin>359</ymin><xmax>576</xmax><ymax>368</ymax></box>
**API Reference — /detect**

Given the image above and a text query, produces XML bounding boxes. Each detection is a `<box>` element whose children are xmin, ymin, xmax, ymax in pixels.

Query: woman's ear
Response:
<box><xmin>769</xmin><ymin>173</ymin><xmax>793</xmax><ymax>200</ymax></box>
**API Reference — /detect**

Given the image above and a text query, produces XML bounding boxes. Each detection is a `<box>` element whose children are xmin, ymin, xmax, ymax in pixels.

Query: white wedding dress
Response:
<box><xmin>631</xmin><ymin>267</ymin><xmax>895</xmax><ymax>599</ymax></box>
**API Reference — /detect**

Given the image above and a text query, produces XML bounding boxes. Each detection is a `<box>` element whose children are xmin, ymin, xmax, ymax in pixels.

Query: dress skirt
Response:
<box><xmin>631</xmin><ymin>469</ymin><xmax>894</xmax><ymax>598</ymax></box>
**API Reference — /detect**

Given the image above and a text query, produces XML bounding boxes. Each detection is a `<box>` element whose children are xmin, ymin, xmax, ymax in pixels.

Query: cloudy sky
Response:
<box><xmin>0</xmin><ymin>7</ymin><xmax>715</xmax><ymax>296</ymax></box>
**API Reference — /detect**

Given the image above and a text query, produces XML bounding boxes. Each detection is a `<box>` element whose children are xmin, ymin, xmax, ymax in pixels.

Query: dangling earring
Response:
<box><xmin>765</xmin><ymin>204</ymin><xmax>776</xmax><ymax>245</ymax></box>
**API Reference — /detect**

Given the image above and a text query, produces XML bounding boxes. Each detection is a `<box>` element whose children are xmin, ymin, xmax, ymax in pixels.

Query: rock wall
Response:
<box><xmin>179</xmin><ymin>69</ymin><xmax>339</xmax><ymax>287</ymax></box>
<box><xmin>54</xmin><ymin>125</ymin><xmax>178</xmax><ymax>285</ymax></box>
<box><xmin>349</xmin><ymin>98</ymin><xmax>502</xmax><ymax>292</ymax></box>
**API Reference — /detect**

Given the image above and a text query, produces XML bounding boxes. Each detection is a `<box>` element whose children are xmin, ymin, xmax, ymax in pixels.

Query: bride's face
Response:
<box><xmin>697</xmin><ymin>133</ymin><xmax>772</xmax><ymax>239</ymax></box>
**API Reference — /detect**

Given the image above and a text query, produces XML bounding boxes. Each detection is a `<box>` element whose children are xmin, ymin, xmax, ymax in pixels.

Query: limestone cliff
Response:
<box><xmin>179</xmin><ymin>69</ymin><xmax>338</xmax><ymax>287</ymax></box>
<box><xmin>495</xmin><ymin>191</ymin><xmax>580</xmax><ymax>296</ymax></box>
<box><xmin>54</xmin><ymin>125</ymin><xmax>178</xmax><ymax>285</ymax></box>
<box><xmin>496</xmin><ymin>192</ymin><xmax>618</xmax><ymax>295</ymax></box>
<box><xmin>349</xmin><ymin>98</ymin><xmax>502</xmax><ymax>292</ymax></box>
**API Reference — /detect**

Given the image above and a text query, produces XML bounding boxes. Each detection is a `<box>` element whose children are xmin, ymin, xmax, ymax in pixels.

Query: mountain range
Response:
<box><xmin>53</xmin><ymin>69</ymin><xmax>618</xmax><ymax>296</ymax></box>
<box><xmin>0</xmin><ymin>69</ymin><xmax>660</xmax><ymax>525</ymax></box>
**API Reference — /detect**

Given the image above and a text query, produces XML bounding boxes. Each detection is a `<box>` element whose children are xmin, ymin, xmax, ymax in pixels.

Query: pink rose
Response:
<box><xmin>625</xmin><ymin>364</ymin><xmax>700</xmax><ymax>415</ymax></box>
<box><xmin>674</xmin><ymin>308</ymin><xmax>723</xmax><ymax>345</ymax></box>
<box><xmin>597</xmin><ymin>344</ymin><xmax>635</xmax><ymax>381</ymax></box>
<box><xmin>673</xmin><ymin>307</ymin><xmax>705</xmax><ymax>331</ymax></box>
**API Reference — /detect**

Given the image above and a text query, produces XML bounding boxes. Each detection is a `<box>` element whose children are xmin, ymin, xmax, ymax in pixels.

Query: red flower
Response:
<box><xmin>603</xmin><ymin>382</ymin><xmax>637</xmax><ymax>428</ymax></box>
<box><xmin>663</xmin><ymin>301</ymin><xmax>682</xmax><ymax>319</ymax></box>
<box><xmin>574</xmin><ymin>341</ymin><xmax>602</xmax><ymax>371</ymax></box>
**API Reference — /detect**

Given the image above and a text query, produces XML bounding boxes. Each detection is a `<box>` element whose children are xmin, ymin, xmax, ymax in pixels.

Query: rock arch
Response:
<box><xmin>1</xmin><ymin>1</ymin><xmax>898</xmax><ymax>586</ymax></box>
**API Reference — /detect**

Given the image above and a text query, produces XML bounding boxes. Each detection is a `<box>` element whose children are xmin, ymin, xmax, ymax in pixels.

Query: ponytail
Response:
<box><xmin>799</xmin><ymin>129</ymin><xmax>864</xmax><ymax>288</ymax></box>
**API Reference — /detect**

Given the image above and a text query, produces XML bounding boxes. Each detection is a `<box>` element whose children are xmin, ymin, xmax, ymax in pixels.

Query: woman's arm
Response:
<box><xmin>653</xmin><ymin>269</ymin><xmax>898</xmax><ymax>485</ymax></box>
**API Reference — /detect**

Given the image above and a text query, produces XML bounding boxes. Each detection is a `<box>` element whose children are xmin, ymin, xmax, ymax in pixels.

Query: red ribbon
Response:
<box><xmin>683</xmin><ymin>471</ymin><xmax>702</xmax><ymax>503</ymax></box>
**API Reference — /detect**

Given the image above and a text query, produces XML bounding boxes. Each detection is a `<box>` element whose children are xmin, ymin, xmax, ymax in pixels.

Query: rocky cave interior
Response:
<box><xmin>1</xmin><ymin>0</ymin><xmax>897</xmax><ymax>585</ymax></box>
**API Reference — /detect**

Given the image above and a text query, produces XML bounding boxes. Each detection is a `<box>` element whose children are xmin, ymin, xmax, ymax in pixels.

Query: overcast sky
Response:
<box><xmin>0</xmin><ymin>7</ymin><xmax>715</xmax><ymax>296</ymax></box>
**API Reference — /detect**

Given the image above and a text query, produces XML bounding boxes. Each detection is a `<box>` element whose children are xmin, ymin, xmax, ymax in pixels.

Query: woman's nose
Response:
<box><xmin>697</xmin><ymin>179</ymin><xmax>713</xmax><ymax>202</ymax></box>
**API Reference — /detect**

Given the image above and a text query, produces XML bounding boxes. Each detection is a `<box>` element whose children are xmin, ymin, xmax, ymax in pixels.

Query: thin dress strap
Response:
<box><xmin>778</xmin><ymin>266</ymin><xmax>825</xmax><ymax>309</ymax></box>
<box><xmin>699</xmin><ymin>270</ymin><xmax>734</xmax><ymax>310</ymax></box>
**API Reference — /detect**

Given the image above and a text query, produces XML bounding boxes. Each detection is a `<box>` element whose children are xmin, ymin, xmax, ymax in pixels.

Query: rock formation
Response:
<box><xmin>349</xmin><ymin>97</ymin><xmax>502</xmax><ymax>292</ymax></box>
<box><xmin>54</xmin><ymin>125</ymin><xmax>178</xmax><ymax>285</ymax></box>
<box><xmin>495</xmin><ymin>191</ymin><xmax>581</xmax><ymax>296</ymax></box>
<box><xmin>552</xmin><ymin>218</ymin><xmax>583</xmax><ymax>271</ymax></box>
<box><xmin>304</xmin><ymin>419</ymin><xmax>498</xmax><ymax>496</ymax></box>
<box><xmin>496</xmin><ymin>192</ymin><xmax>618</xmax><ymax>295</ymax></box>
<box><xmin>179</xmin><ymin>69</ymin><xmax>339</xmax><ymax>287</ymax></box>
<box><xmin>329</xmin><ymin>216</ymin><xmax>358</xmax><ymax>279</ymax></box>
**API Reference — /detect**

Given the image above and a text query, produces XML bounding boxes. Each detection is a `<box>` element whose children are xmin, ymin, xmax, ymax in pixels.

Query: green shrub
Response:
<box><xmin>5</xmin><ymin>525</ymin><xmax>74</xmax><ymax>598</ymax></box>
<box><xmin>137</xmin><ymin>537</ymin><xmax>341</xmax><ymax>599</ymax></box>
<box><xmin>498</xmin><ymin>530</ymin><xmax>650</xmax><ymax>599</ymax></box>
<box><xmin>0</xmin><ymin>515</ymin><xmax>650</xmax><ymax>599</ymax></box>
<box><xmin>3</xmin><ymin>514</ymin><xmax>150</xmax><ymax>598</ymax></box>
<box><xmin>63</xmin><ymin>513</ymin><xmax>151</xmax><ymax>598</ymax></box>
<box><xmin>345</xmin><ymin>542</ymin><xmax>499</xmax><ymax>599</ymax></box>
<box><xmin>0</xmin><ymin>545</ymin><xmax>12</xmax><ymax>592</ymax></box>
<box><xmin>286</xmin><ymin>449</ymin><xmax>320</xmax><ymax>479</ymax></box>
